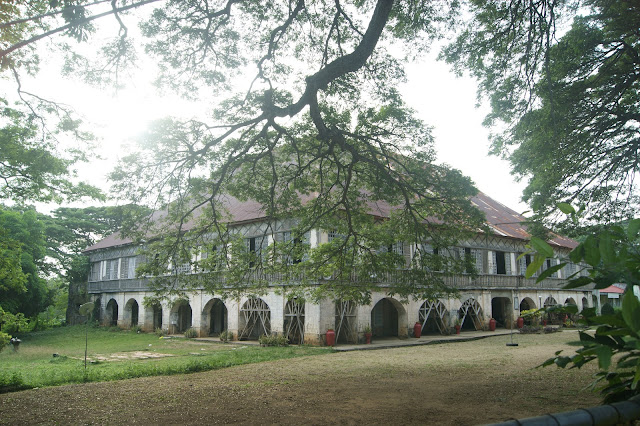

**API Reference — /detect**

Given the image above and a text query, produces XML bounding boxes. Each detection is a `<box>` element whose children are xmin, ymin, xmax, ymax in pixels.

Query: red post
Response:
<box><xmin>489</xmin><ymin>318</ymin><xmax>496</xmax><ymax>331</ymax></box>
<box><xmin>413</xmin><ymin>322</ymin><xmax>422</xmax><ymax>338</ymax></box>
<box><xmin>517</xmin><ymin>317</ymin><xmax>524</xmax><ymax>329</ymax></box>
<box><xmin>325</xmin><ymin>329</ymin><xmax>335</xmax><ymax>347</ymax></box>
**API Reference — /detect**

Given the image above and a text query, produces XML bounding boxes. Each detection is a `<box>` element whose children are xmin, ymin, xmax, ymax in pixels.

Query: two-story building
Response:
<box><xmin>84</xmin><ymin>191</ymin><xmax>593</xmax><ymax>345</ymax></box>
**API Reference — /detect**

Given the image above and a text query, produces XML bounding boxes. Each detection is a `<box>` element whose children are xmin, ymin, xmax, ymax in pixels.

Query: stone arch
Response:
<box><xmin>202</xmin><ymin>298</ymin><xmax>228</xmax><ymax>336</ymax></box>
<box><xmin>124</xmin><ymin>298</ymin><xmax>140</xmax><ymax>328</ymax></box>
<box><xmin>238</xmin><ymin>298</ymin><xmax>270</xmax><ymax>340</ymax></box>
<box><xmin>418</xmin><ymin>300</ymin><xmax>447</xmax><ymax>335</ymax></box>
<box><xmin>93</xmin><ymin>297</ymin><xmax>102</xmax><ymax>323</ymax></box>
<box><xmin>105</xmin><ymin>298</ymin><xmax>118</xmax><ymax>327</ymax></box>
<box><xmin>335</xmin><ymin>300</ymin><xmax>357</xmax><ymax>344</ymax></box>
<box><xmin>564</xmin><ymin>297</ymin><xmax>576</xmax><ymax>306</ymax></box>
<box><xmin>543</xmin><ymin>296</ymin><xmax>562</xmax><ymax>324</ymax></box>
<box><xmin>519</xmin><ymin>297</ymin><xmax>537</xmax><ymax>325</ymax></box>
<box><xmin>170</xmin><ymin>299</ymin><xmax>192</xmax><ymax>334</ymax></box>
<box><xmin>150</xmin><ymin>302</ymin><xmax>163</xmax><ymax>331</ymax></box>
<box><xmin>520</xmin><ymin>297</ymin><xmax>536</xmax><ymax>311</ymax></box>
<box><xmin>284</xmin><ymin>298</ymin><xmax>305</xmax><ymax>344</ymax></box>
<box><xmin>371</xmin><ymin>297</ymin><xmax>407</xmax><ymax>337</ymax></box>
<box><xmin>491</xmin><ymin>296</ymin><xmax>512</xmax><ymax>328</ymax></box>
<box><xmin>581</xmin><ymin>297</ymin><xmax>589</xmax><ymax>311</ymax></box>
<box><xmin>458</xmin><ymin>298</ymin><xmax>483</xmax><ymax>331</ymax></box>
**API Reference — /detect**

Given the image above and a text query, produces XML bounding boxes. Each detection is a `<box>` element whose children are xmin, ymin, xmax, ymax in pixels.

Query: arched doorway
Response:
<box><xmin>519</xmin><ymin>297</ymin><xmax>536</xmax><ymax>325</ymax></box>
<box><xmin>543</xmin><ymin>296</ymin><xmax>560</xmax><ymax>324</ymax></box>
<box><xmin>371</xmin><ymin>298</ymin><xmax>399</xmax><ymax>337</ymax></box>
<box><xmin>93</xmin><ymin>297</ymin><xmax>102</xmax><ymax>323</ymax></box>
<box><xmin>238</xmin><ymin>298</ymin><xmax>270</xmax><ymax>340</ymax></box>
<box><xmin>418</xmin><ymin>300</ymin><xmax>447</xmax><ymax>335</ymax></box>
<box><xmin>335</xmin><ymin>300</ymin><xmax>357</xmax><ymax>344</ymax></box>
<box><xmin>491</xmin><ymin>296</ymin><xmax>512</xmax><ymax>328</ymax></box>
<box><xmin>151</xmin><ymin>302</ymin><xmax>163</xmax><ymax>330</ymax></box>
<box><xmin>124</xmin><ymin>298</ymin><xmax>139</xmax><ymax>328</ymax></box>
<box><xmin>520</xmin><ymin>297</ymin><xmax>536</xmax><ymax>311</ymax></box>
<box><xmin>171</xmin><ymin>300</ymin><xmax>192</xmax><ymax>334</ymax></box>
<box><xmin>106</xmin><ymin>299</ymin><xmax>118</xmax><ymax>327</ymax></box>
<box><xmin>284</xmin><ymin>299</ymin><xmax>305</xmax><ymax>344</ymax></box>
<box><xmin>202</xmin><ymin>298</ymin><xmax>227</xmax><ymax>336</ymax></box>
<box><xmin>581</xmin><ymin>297</ymin><xmax>589</xmax><ymax>312</ymax></box>
<box><xmin>458</xmin><ymin>298</ymin><xmax>483</xmax><ymax>331</ymax></box>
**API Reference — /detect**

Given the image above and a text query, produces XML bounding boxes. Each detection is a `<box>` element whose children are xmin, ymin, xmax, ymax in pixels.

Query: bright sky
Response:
<box><xmin>18</xmin><ymin>26</ymin><xmax>529</xmax><ymax>215</ymax></box>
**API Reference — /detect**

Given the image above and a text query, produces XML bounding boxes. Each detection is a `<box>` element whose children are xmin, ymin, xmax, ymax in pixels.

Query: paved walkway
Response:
<box><xmin>190</xmin><ymin>329</ymin><xmax>523</xmax><ymax>350</ymax></box>
<box><xmin>333</xmin><ymin>329</ymin><xmax>520</xmax><ymax>351</ymax></box>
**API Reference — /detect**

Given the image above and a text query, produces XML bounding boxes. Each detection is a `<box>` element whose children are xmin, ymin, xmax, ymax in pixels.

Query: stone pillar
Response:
<box><xmin>304</xmin><ymin>300</ymin><xmax>322</xmax><ymax>345</ymax></box>
<box><xmin>226</xmin><ymin>299</ymin><xmax>240</xmax><ymax>340</ymax></box>
<box><xmin>190</xmin><ymin>292</ymin><xmax>203</xmax><ymax>336</ymax></box>
<box><xmin>267</xmin><ymin>292</ymin><xmax>284</xmax><ymax>335</ymax></box>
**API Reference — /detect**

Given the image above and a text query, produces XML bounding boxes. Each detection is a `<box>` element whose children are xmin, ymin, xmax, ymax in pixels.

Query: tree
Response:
<box><xmin>443</xmin><ymin>0</ymin><xmax>640</xmax><ymax>227</ymax></box>
<box><xmin>1</xmin><ymin>1</ymin><xmax>491</xmax><ymax>301</ymax></box>
<box><xmin>0</xmin><ymin>99</ymin><xmax>103</xmax><ymax>203</ymax></box>
<box><xmin>524</xmin><ymin>212</ymin><xmax>640</xmax><ymax>403</ymax></box>
<box><xmin>38</xmin><ymin>205</ymin><xmax>151</xmax><ymax>323</ymax></box>
<box><xmin>0</xmin><ymin>207</ymin><xmax>50</xmax><ymax>316</ymax></box>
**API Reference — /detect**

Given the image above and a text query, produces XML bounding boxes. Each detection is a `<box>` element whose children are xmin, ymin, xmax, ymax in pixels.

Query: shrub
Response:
<box><xmin>184</xmin><ymin>328</ymin><xmax>198</xmax><ymax>338</ymax></box>
<box><xmin>519</xmin><ymin>325</ymin><xmax>542</xmax><ymax>334</ymax></box>
<box><xmin>259</xmin><ymin>334</ymin><xmax>289</xmax><ymax>347</ymax></box>
<box><xmin>130</xmin><ymin>325</ymin><xmax>142</xmax><ymax>334</ymax></box>
<box><xmin>0</xmin><ymin>372</ymin><xmax>27</xmax><ymax>393</ymax></box>
<box><xmin>154</xmin><ymin>328</ymin><xmax>165</xmax><ymax>337</ymax></box>
<box><xmin>0</xmin><ymin>332</ymin><xmax>10</xmax><ymax>353</ymax></box>
<box><xmin>219</xmin><ymin>330</ymin><xmax>233</xmax><ymax>342</ymax></box>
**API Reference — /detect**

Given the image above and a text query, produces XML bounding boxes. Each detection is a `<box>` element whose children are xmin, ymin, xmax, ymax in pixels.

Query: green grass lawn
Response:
<box><xmin>0</xmin><ymin>325</ymin><xmax>331</xmax><ymax>392</ymax></box>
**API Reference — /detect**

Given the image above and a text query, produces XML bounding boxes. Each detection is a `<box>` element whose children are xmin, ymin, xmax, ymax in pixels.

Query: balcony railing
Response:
<box><xmin>88</xmin><ymin>269</ymin><xmax>585</xmax><ymax>293</ymax></box>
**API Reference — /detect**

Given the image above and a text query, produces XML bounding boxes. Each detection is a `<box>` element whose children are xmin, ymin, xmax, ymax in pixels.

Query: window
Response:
<box><xmin>464</xmin><ymin>247</ymin><xmax>474</xmax><ymax>273</ymax></box>
<box><xmin>246</xmin><ymin>236</ymin><xmax>268</xmax><ymax>267</ymax></box>
<box><xmin>109</xmin><ymin>259</ymin><xmax>119</xmax><ymax>280</ymax></box>
<box><xmin>392</xmin><ymin>242</ymin><xmax>404</xmax><ymax>256</ymax></box>
<box><xmin>496</xmin><ymin>251</ymin><xmax>507</xmax><ymax>275</ymax></box>
<box><xmin>90</xmin><ymin>262</ymin><xmax>101</xmax><ymax>281</ymax></box>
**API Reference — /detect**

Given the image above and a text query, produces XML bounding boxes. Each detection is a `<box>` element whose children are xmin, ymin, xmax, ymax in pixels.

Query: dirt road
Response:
<box><xmin>0</xmin><ymin>332</ymin><xmax>600</xmax><ymax>425</ymax></box>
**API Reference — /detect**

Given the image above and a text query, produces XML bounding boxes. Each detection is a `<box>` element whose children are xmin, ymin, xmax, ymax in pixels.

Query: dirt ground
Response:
<box><xmin>0</xmin><ymin>332</ymin><xmax>601</xmax><ymax>425</ymax></box>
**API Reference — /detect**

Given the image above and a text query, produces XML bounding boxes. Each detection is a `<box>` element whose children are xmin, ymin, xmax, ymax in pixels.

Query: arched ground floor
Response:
<box><xmin>91</xmin><ymin>287</ymin><xmax>595</xmax><ymax>345</ymax></box>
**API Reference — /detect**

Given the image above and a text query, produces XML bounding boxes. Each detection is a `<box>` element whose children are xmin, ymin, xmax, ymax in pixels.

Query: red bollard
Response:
<box><xmin>325</xmin><ymin>329</ymin><xmax>336</xmax><ymax>347</ymax></box>
<box><xmin>517</xmin><ymin>317</ymin><xmax>524</xmax><ymax>329</ymax></box>
<box><xmin>414</xmin><ymin>322</ymin><xmax>422</xmax><ymax>338</ymax></box>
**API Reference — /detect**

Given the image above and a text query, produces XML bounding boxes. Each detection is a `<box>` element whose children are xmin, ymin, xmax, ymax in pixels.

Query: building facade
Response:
<box><xmin>84</xmin><ymin>192</ymin><xmax>595</xmax><ymax>345</ymax></box>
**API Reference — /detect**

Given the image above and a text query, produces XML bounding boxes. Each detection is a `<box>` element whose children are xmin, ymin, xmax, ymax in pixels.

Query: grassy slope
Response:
<box><xmin>0</xmin><ymin>326</ymin><xmax>330</xmax><ymax>392</ymax></box>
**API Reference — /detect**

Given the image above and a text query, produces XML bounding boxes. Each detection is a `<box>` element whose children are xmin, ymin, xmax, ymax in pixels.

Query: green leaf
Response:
<box><xmin>557</xmin><ymin>203</ymin><xmax>575</xmax><ymax>214</ymax></box>
<box><xmin>555</xmin><ymin>356</ymin><xmax>571</xmax><ymax>368</ymax></box>
<box><xmin>627</xmin><ymin>219</ymin><xmax>640</xmax><ymax>241</ymax></box>
<box><xmin>530</xmin><ymin>236</ymin><xmax>554</xmax><ymax>258</ymax></box>
<box><xmin>569</xmin><ymin>243</ymin><xmax>584</xmax><ymax>264</ymax></box>
<box><xmin>79</xmin><ymin>302</ymin><xmax>94</xmax><ymax>316</ymax></box>
<box><xmin>525</xmin><ymin>255</ymin><xmax>546</xmax><ymax>278</ymax></box>
<box><xmin>583</xmin><ymin>236</ymin><xmax>601</xmax><ymax>267</ymax></box>
<box><xmin>595</xmin><ymin>345</ymin><xmax>612</xmax><ymax>370</ymax></box>
<box><xmin>563</xmin><ymin>276</ymin><xmax>593</xmax><ymax>289</ymax></box>
<box><xmin>536</xmin><ymin>263</ymin><xmax>565</xmax><ymax>282</ymax></box>
<box><xmin>622</xmin><ymin>288</ymin><xmax>640</xmax><ymax>334</ymax></box>
<box><xmin>599</xmin><ymin>232</ymin><xmax>615</xmax><ymax>265</ymax></box>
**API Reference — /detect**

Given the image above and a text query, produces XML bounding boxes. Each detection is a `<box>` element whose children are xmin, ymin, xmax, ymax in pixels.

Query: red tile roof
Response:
<box><xmin>85</xmin><ymin>191</ymin><xmax>578</xmax><ymax>252</ymax></box>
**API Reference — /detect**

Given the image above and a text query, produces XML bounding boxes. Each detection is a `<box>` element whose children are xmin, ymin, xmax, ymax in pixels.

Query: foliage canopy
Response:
<box><xmin>444</xmin><ymin>0</ymin><xmax>640</xmax><ymax>226</ymax></box>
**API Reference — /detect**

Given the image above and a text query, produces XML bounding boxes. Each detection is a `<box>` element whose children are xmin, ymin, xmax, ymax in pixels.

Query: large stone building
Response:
<box><xmin>84</xmin><ymin>191</ymin><xmax>594</xmax><ymax>345</ymax></box>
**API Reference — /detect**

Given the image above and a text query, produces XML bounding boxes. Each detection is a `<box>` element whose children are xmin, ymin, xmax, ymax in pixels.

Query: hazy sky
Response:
<box><xmin>18</xmin><ymin>28</ymin><xmax>529</xmax><ymax>215</ymax></box>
